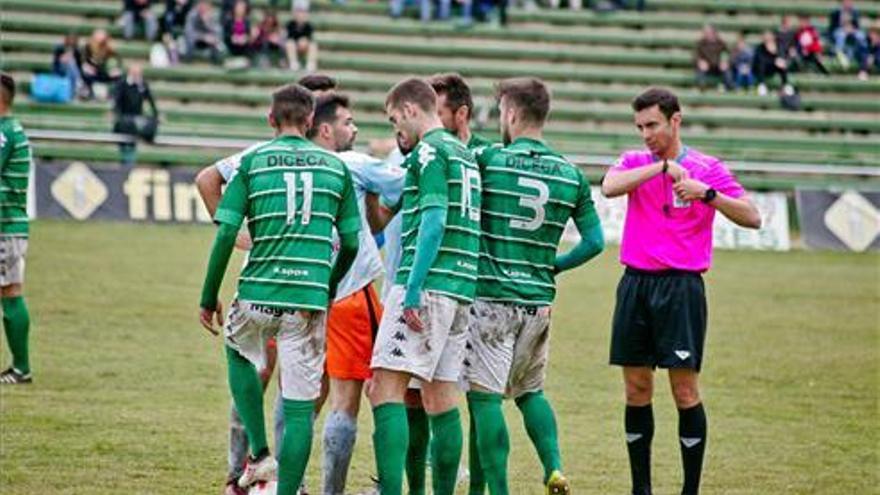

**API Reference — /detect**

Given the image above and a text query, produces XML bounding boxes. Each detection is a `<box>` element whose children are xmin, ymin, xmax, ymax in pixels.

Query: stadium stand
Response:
<box><xmin>0</xmin><ymin>0</ymin><xmax>878</xmax><ymax>189</ymax></box>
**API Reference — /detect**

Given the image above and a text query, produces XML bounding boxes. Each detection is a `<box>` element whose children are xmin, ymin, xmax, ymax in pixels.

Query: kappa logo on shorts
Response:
<box><xmin>391</xmin><ymin>347</ymin><xmax>406</xmax><ymax>358</ymax></box>
<box><xmin>392</xmin><ymin>331</ymin><xmax>407</xmax><ymax>342</ymax></box>
<box><xmin>675</xmin><ymin>350</ymin><xmax>691</xmax><ymax>360</ymax></box>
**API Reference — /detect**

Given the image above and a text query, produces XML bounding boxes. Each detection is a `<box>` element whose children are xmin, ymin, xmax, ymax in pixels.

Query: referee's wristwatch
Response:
<box><xmin>701</xmin><ymin>188</ymin><xmax>717</xmax><ymax>204</ymax></box>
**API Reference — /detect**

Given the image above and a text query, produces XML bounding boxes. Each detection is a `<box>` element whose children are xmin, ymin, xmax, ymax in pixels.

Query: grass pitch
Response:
<box><xmin>1</xmin><ymin>220</ymin><xmax>877</xmax><ymax>494</ymax></box>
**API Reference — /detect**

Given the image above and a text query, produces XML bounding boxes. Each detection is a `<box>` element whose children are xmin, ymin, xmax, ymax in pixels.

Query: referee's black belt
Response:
<box><xmin>625</xmin><ymin>267</ymin><xmax>703</xmax><ymax>278</ymax></box>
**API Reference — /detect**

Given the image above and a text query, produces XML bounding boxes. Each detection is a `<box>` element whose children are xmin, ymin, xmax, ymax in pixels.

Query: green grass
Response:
<box><xmin>1</xmin><ymin>220</ymin><xmax>878</xmax><ymax>494</ymax></box>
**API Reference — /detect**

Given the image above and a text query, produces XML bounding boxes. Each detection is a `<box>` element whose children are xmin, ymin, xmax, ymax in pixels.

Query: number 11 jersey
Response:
<box><xmin>215</xmin><ymin>134</ymin><xmax>361</xmax><ymax>311</ymax></box>
<box><xmin>394</xmin><ymin>128</ymin><xmax>481</xmax><ymax>303</ymax></box>
<box><xmin>475</xmin><ymin>137</ymin><xmax>599</xmax><ymax>306</ymax></box>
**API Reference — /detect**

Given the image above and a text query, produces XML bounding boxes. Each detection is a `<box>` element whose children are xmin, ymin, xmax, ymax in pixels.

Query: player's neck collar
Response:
<box><xmin>651</xmin><ymin>143</ymin><xmax>688</xmax><ymax>162</ymax></box>
<box><xmin>510</xmin><ymin>136</ymin><xmax>544</xmax><ymax>148</ymax></box>
<box><xmin>276</xmin><ymin>133</ymin><xmax>307</xmax><ymax>142</ymax></box>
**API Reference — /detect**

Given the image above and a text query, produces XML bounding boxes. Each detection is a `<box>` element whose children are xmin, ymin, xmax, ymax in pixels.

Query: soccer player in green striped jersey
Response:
<box><xmin>466</xmin><ymin>78</ymin><xmax>605</xmax><ymax>495</ymax></box>
<box><xmin>430</xmin><ymin>73</ymin><xmax>493</xmax><ymax>150</ymax></box>
<box><xmin>198</xmin><ymin>84</ymin><xmax>361</xmax><ymax>495</ymax></box>
<box><xmin>369</xmin><ymin>78</ymin><xmax>481</xmax><ymax>495</ymax></box>
<box><xmin>0</xmin><ymin>73</ymin><xmax>34</xmax><ymax>385</ymax></box>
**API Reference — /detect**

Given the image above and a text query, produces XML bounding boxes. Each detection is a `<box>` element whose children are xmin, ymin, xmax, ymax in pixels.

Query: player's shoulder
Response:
<box><xmin>0</xmin><ymin>117</ymin><xmax>25</xmax><ymax>139</ymax></box>
<box><xmin>475</xmin><ymin>142</ymin><xmax>504</xmax><ymax>161</ymax></box>
<box><xmin>468</xmin><ymin>133</ymin><xmax>494</xmax><ymax>150</ymax></box>
<box><xmin>338</xmin><ymin>150</ymin><xmax>382</xmax><ymax>171</ymax></box>
<box><xmin>683</xmin><ymin>147</ymin><xmax>726</xmax><ymax>172</ymax></box>
<box><xmin>426</xmin><ymin>129</ymin><xmax>471</xmax><ymax>157</ymax></box>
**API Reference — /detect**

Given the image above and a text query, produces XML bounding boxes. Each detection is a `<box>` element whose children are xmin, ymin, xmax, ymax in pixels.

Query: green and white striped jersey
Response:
<box><xmin>395</xmin><ymin>128</ymin><xmax>482</xmax><ymax>303</ymax></box>
<box><xmin>475</xmin><ymin>137</ymin><xmax>599</xmax><ymax>306</ymax></box>
<box><xmin>215</xmin><ymin>135</ymin><xmax>361</xmax><ymax>311</ymax></box>
<box><xmin>0</xmin><ymin>116</ymin><xmax>31</xmax><ymax>237</ymax></box>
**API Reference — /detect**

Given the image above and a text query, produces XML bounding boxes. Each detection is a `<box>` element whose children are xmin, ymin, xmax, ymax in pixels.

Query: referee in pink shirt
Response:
<box><xmin>601</xmin><ymin>87</ymin><xmax>761</xmax><ymax>495</ymax></box>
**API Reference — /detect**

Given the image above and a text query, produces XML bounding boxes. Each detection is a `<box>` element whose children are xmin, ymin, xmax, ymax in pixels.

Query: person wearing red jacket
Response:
<box><xmin>796</xmin><ymin>15</ymin><xmax>830</xmax><ymax>74</ymax></box>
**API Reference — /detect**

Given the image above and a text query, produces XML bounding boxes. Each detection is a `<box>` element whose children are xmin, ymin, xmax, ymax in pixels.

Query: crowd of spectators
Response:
<box><xmin>693</xmin><ymin>0</ymin><xmax>880</xmax><ymax>95</ymax></box>
<box><xmin>100</xmin><ymin>0</ymin><xmax>318</xmax><ymax>71</ymax></box>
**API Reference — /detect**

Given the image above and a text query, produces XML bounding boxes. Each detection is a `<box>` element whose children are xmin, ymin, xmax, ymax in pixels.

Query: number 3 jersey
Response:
<box><xmin>475</xmin><ymin>137</ymin><xmax>599</xmax><ymax>306</ymax></box>
<box><xmin>394</xmin><ymin>128</ymin><xmax>481</xmax><ymax>303</ymax></box>
<box><xmin>215</xmin><ymin>135</ymin><xmax>362</xmax><ymax>311</ymax></box>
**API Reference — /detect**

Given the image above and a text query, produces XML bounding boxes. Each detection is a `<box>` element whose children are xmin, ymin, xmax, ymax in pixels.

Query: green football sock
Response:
<box><xmin>277</xmin><ymin>399</ymin><xmax>315</xmax><ymax>495</ymax></box>
<box><xmin>515</xmin><ymin>391</ymin><xmax>562</xmax><ymax>483</ymax></box>
<box><xmin>406</xmin><ymin>407</ymin><xmax>429</xmax><ymax>495</ymax></box>
<box><xmin>226</xmin><ymin>346</ymin><xmax>268</xmax><ymax>457</ymax></box>
<box><xmin>468</xmin><ymin>405</ymin><xmax>486</xmax><ymax>495</ymax></box>
<box><xmin>373</xmin><ymin>403</ymin><xmax>409</xmax><ymax>495</ymax></box>
<box><xmin>429</xmin><ymin>408</ymin><xmax>464</xmax><ymax>495</ymax></box>
<box><xmin>2</xmin><ymin>296</ymin><xmax>31</xmax><ymax>375</ymax></box>
<box><xmin>468</xmin><ymin>391</ymin><xmax>510</xmax><ymax>495</ymax></box>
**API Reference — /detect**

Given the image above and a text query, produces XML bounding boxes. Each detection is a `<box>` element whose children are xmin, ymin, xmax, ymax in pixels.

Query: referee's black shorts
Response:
<box><xmin>610</xmin><ymin>267</ymin><xmax>708</xmax><ymax>372</ymax></box>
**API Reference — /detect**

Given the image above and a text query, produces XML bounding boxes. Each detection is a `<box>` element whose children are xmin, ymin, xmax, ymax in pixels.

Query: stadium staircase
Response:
<box><xmin>1</xmin><ymin>0</ymin><xmax>879</xmax><ymax>189</ymax></box>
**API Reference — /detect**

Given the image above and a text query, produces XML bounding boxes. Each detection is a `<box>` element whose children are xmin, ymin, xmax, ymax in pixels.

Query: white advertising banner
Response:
<box><xmin>563</xmin><ymin>187</ymin><xmax>790</xmax><ymax>251</ymax></box>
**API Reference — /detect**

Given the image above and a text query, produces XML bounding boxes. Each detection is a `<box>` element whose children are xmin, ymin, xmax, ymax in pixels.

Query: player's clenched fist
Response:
<box><xmin>199</xmin><ymin>302</ymin><xmax>224</xmax><ymax>335</ymax></box>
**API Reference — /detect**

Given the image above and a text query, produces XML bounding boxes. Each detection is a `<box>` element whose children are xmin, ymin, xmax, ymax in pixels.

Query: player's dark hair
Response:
<box><xmin>306</xmin><ymin>92</ymin><xmax>351</xmax><ymax>139</ymax></box>
<box><xmin>298</xmin><ymin>74</ymin><xmax>337</xmax><ymax>93</ymax></box>
<box><xmin>495</xmin><ymin>77</ymin><xmax>550</xmax><ymax>126</ymax></box>
<box><xmin>632</xmin><ymin>87</ymin><xmax>681</xmax><ymax>121</ymax></box>
<box><xmin>271</xmin><ymin>83</ymin><xmax>314</xmax><ymax>128</ymax></box>
<box><xmin>429</xmin><ymin>73</ymin><xmax>474</xmax><ymax>120</ymax></box>
<box><xmin>386</xmin><ymin>78</ymin><xmax>437</xmax><ymax>114</ymax></box>
<box><xmin>0</xmin><ymin>73</ymin><xmax>15</xmax><ymax>105</ymax></box>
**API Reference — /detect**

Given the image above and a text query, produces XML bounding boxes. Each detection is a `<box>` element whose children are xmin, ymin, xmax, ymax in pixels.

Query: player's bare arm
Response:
<box><xmin>195</xmin><ymin>165</ymin><xmax>253</xmax><ymax>250</ymax></box>
<box><xmin>195</xmin><ymin>165</ymin><xmax>224</xmax><ymax>216</ymax></box>
<box><xmin>364</xmin><ymin>192</ymin><xmax>396</xmax><ymax>233</ymax></box>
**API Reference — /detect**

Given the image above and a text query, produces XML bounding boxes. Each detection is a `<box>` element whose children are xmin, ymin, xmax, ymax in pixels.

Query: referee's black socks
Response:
<box><xmin>625</xmin><ymin>404</ymin><xmax>654</xmax><ymax>495</ymax></box>
<box><xmin>678</xmin><ymin>403</ymin><xmax>707</xmax><ymax>495</ymax></box>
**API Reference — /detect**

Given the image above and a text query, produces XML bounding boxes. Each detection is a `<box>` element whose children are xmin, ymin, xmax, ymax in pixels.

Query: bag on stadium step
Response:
<box><xmin>779</xmin><ymin>84</ymin><xmax>801</xmax><ymax>111</ymax></box>
<box><xmin>30</xmin><ymin>73</ymin><xmax>73</xmax><ymax>103</ymax></box>
<box><xmin>114</xmin><ymin>115</ymin><xmax>159</xmax><ymax>143</ymax></box>
<box><xmin>150</xmin><ymin>43</ymin><xmax>171</xmax><ymax>68</ymax></box>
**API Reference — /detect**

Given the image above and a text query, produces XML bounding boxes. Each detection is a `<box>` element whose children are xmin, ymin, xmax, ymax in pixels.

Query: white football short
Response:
<box><xmin>224</xmin><ymin>300</ymin><xmax>327</xmax><ymax>401</ymax></box>
<box><xmin>371</xmin><ymin>285</ymin><xmax>470</xmax><ymax>383</ymax></box>
<box><xmin>465</xmin><ymin>299</ymin><xmax>552</xmax><ymax>398</ymax></box>
<box><xmin>0</xmin><ymin>237</ymin><xmax>27</xmax><ymax>286</ymax></box>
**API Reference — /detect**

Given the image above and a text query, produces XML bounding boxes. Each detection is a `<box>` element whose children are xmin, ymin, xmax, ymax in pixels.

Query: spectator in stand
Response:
<box><xmin>855</xmin><ymin>23</ymin><xmax>880</xmax><ymax>79</ymax></box>
<box><xmin>252</xmin><ymin>9</ymin><xmax>285</xmax><ymax>67</ymax></box>
<box><xmin>285</xmin><ymin>6</ymin><xmax>318</xmax><ymax>71</ymax></box>
<box><xmin>113</xmin><ymin>63</ymin><xmax>159</xmax><ymax>167</ymax></box>
<box><xmin>753</xmin><ymin>29</ymin><xmax>790</xmax><ymax>96</ymax></box>
<box><xmin>81</xmin><ymin>29</ymin><xmax>123</xmax><ymax>100</ymax></box>
<box><xmin>221</xmin><ymin>0</ymin><xmax>246</xmax><ymax>25</ymax></box>
<box><xmin>796</xmin><ymin>15</ymin><xmax>830</xmax><ymax>75</ymax></box>
<box><xmin>730</xmin><ymin>32</ymin><xmax>754</xmax><ymax>90</ymax></box>
<box><xmin>776</xmin><ymin>15</ymin><xmax>799</xmax><ymax>64</ymax></box>
<box><xmin>694</xmin><ymin>24</ymin><xmax>734</xmax><ymax>91</ymax></box>
<box><xmin>828</xmin><ymin>0</ymin><xmax>867</xmax><ymax>64</ymax></box>
<box><xmin>161</xmin><ymin>0</ymin><xmax>194</xmax><ymax>37</ymax></box>
<box><xmin>224</xmin><ymin>0</ymin><xmax>253</xmax><ymax>58</ymax></box>
<box><xmin>184</xmin><ymin>0</ymin><xmax>224</xmax><ymax>64</ymax></box>
<box><xmin>122</xmin><ymin>0</ymin><xmax>159</xmax><ymax>41</ymax></box>
<box><xmin>52</xmin><ymin>34</ymin><xmax>83</xmax><ymax>99</ymax></box>
<box><xmin>390</xmin><ymin>0</ymin><xmax>451</xmax><ymax>22</ymax></box>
